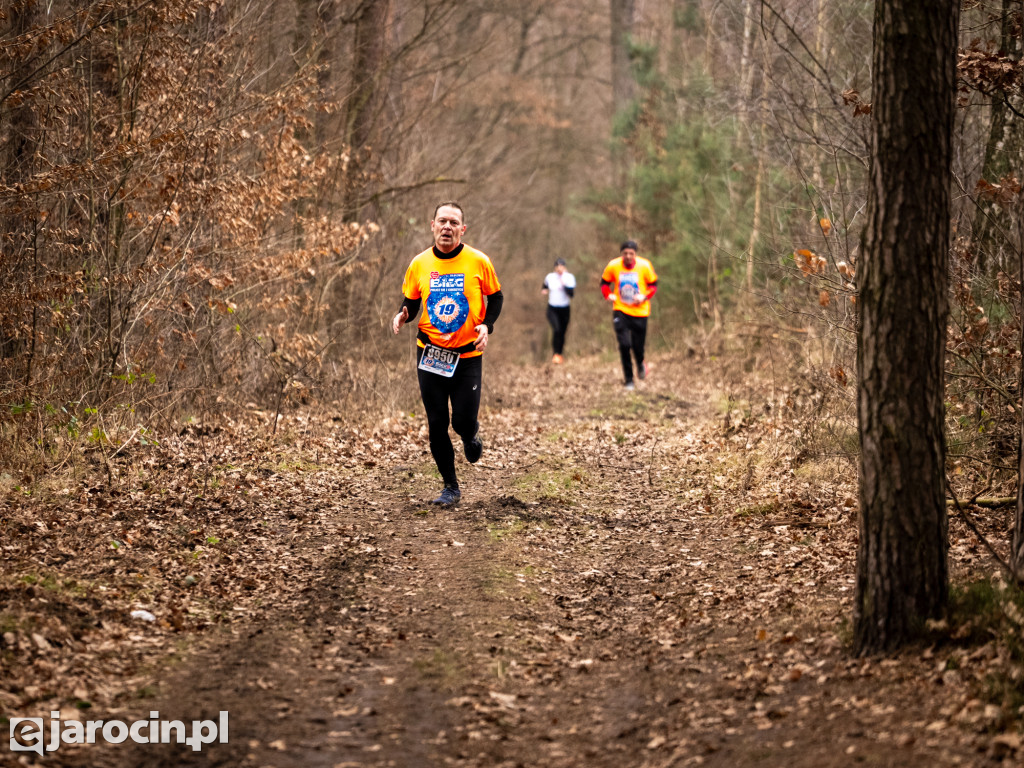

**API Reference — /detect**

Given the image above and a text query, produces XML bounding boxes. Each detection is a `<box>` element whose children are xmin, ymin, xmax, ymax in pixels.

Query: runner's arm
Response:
<box><xmin>482</xmin><ymin>290</ymin><xmax>503</xmax><ymax>333</ymax></box>
<box><xmin>392</xmin><ymin>297</ymin><xmax>421</xmax><ymax>334</ymax></box>
<box><xmin>645</xmin><ymin>282</ymin><xmax>658</xmax><ymax>301</ymax></box>
<box><xmin>600</xmin><ymin>279</ymin><xmax>613</xmax><ymax>301</ymax></box>
<box><xmin>400</xmin><ymin>296</ymin><xmax>422</xmax><ymax>317</ymax></box>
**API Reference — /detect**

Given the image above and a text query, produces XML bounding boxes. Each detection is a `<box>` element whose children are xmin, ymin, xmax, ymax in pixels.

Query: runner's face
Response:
<box><xmin>431</xmin><ymin>206</ymin><xmax>466</xmax><ymax>252</ymax></box>
<box><xmin>621</xmin><ymin>249</ymin><xmax>637</xmax><ymax>268</ymax></box>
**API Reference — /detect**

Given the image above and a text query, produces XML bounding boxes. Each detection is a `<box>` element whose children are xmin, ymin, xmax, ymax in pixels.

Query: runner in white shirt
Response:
<box><xmin>542</xmin><ymin>258</ymin><xmax>576</xmax><ymax>364</ymax></box>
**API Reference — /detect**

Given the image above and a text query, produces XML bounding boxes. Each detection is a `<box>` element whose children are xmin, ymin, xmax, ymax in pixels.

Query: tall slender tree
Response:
<box><xmin>973</xmin><ymin>0</ymin><xmax>1024</xmax><ymax>274</ymax></box>
<box><xmin>610</xmin><ymin>0</ymin><xmax>636</xmax><ymax>189</ymax></box>
<box><xmin>343</xmin><ymin>0</ymin><xmax>392</xmax><ymax>222</ymax></box>
<box><xmin>1</xmin><ymin>0</ymin><xmax>41</xmax><ymax>373</ymax></box>
<box><xmin>1016</xmin><ymin>240</ymin><xmax>1024</xmax><ymax>583</ymax></box>
<box><xmin>854</xmin><ymin>0</ymin><xmax>960</xmax><ymax>653</ymax></box>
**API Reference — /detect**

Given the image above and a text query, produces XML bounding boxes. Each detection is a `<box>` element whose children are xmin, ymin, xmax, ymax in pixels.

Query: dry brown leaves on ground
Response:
<box><xmin>1</xmin><ymin>350</ymin><xmax>1022</xmax><ymax>767</ymax></box>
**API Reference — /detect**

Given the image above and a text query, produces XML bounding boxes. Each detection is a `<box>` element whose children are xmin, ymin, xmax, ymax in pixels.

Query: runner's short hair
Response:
<box><xmin>620</xmin><ymin>240</ymin><xmax>638</xmax><ymax>252</ymax></box>
<box><xmin>554</xmin><ymin>258</ymin><xmax>567</xmax><ymax>267</ymax></box>
<box><xmin>433</xmin><ymin>200</ymin><xmax>465</xmax><ymax>223</ymax></box>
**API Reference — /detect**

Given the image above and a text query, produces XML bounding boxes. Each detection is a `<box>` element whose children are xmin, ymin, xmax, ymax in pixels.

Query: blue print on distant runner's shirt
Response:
<box><xmin>618</xmin><ymin>272</ymin><xmax>640</xmax><ymax>305</ymax></box>
<box><xmin>427</xmin><ymin>273</ymin><xmax>470</xmax><ymax>334</ymax></box>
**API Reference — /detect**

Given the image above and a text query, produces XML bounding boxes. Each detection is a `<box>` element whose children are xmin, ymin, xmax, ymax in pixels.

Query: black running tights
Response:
<box><xmin>417</xmin><ymin>349</ymin><xmax>482</xmax><ymax>488</ymax></box>
<box><xmin>612</xmin><ymin>310</ymin><xmax>647</xmax><ymax>383</ymax></box>
<box><xmin>546</xmin><ymin>305</ymin><xmax>571</xmax><ymax>355</ymax></box>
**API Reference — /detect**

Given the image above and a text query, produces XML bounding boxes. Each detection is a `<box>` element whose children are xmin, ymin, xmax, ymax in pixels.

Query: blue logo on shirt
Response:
<box><xmin>619</xmin><ymin>273</ymin><xmax>640</xmax><ymax>304</ymax></box>
<box><xmin>428</xmin><ymin>274</ymin><xmax>470</xmax><ymax>333</ymax></box>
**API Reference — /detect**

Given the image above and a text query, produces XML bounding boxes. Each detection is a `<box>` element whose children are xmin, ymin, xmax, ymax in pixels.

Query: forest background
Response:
<box><xmin>1</xmin><ymin>0</ymin><xmax>887</xmax><ymax>424</ymax></box>
<box><xmin>3</xmin><ymin>0</ymin><xmax>1024</xmax><ymax>665</ymax></box>
<box><xmin>5</xmin><ymin>0</ymin><xmax>1024</xmax><ymax>760</ymax></box>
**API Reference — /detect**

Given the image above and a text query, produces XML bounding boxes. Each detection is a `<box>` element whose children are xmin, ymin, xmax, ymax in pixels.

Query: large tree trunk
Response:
<box><xmin>854</xmin><ymin>0</ymin><xmax>959</xmax><ymax>654</ymax></box>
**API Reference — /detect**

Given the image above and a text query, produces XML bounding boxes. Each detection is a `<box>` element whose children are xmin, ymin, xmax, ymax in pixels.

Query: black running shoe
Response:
<box><xmin>464</xmin><ymin>434</ymin><xmax>483</xmax><ymax>463</ymax></box>
<box><xmin>638</xmin><ymin>361</ymin><xmax>648</xmax><ymax>380</ymax></box>
<box><xmin>431</xmin><ymin>485</ymin><xmax>461</xmax><ymax>506</ymax></box>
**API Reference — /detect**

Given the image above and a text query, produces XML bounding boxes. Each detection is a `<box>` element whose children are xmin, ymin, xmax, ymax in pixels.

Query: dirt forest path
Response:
<box><xmin>4</xmin><ymin>352</ymin><xmax>1013</xmax><ymax>768</ymax></box>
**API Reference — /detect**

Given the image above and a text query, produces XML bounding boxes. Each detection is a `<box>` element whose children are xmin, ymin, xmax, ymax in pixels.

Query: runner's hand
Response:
<box><xmin>392</xmin><ymin>306</ymin><xmax>409</xmax><ymax>334</ymax></box>
<box><xmin>473</xmin><ymin>323</ymin><xmax>488</xmax><ymax>351</ymax></box>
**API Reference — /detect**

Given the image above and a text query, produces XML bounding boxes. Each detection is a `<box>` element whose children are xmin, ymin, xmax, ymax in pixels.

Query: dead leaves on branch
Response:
<box><xmin>958</xmin><ymin>47</ymin><xmax>1023</xmax><ymax>96</ymax></box>
<box><xmin>795</xmin><ymin>248</ymin><xmax>827</xmax><ymax>276</ymax></box>
<box><xmin>975</xmin><ymin>174</ymin><xmax>1022</xmax><ymax>206</ymax></box>
<box><xmin>0</xmin><ymin>0</ymin><xmax>377</xmax><ymax>418</ymax></box>
<box><xmin>841</xmin><ymin>88</ymin><xmax>871</xmax><ymax>117</ymax></box>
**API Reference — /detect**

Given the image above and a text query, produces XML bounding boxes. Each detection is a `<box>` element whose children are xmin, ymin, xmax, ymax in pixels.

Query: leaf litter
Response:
<box><xmin>1</xmin><ymin>352</ymin><xmax>1021</xmax><ymax>767</ymax></box>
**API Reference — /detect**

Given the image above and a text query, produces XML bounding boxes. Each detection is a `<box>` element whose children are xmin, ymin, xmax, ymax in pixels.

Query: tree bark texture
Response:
<box><xmin>343</xmin><ymin>0</ymin><xmax>392</xmax><ymax>221</ymax></box>
<box><xmin>1015</xmin><ymin>210</ymin><xmax>1024</xmax><ymax>582</ymax></box>
<box><xmin>610</xmin><ymin>0</ymin><xmax>636</xmax><ymax>112</ymax></box>
<box><xmin>854</xmin><ymin>0</ymin><xmax>959</xmax><ymax>654</ymax></box>
<box><xmin>1</xmin><ymin>0</ymin><xmax>41</xmax><ymax>366</ymax></box>
<box><xmin>610</xmin><ymin>0</ymin><xmax>636</xmax><ymax>185</ymax></box>
<box><xmin>315</xmin><ymin>0</ymin><xmax>338</xmax><ymax>151</ymax></box>
<box><xmin>973</xmin><ymin>0</ymin><xmax>1024</xmax><ymax>274</ymax></box>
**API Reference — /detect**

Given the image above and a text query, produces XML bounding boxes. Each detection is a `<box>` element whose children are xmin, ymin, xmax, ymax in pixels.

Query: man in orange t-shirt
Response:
<box><xmin>600</xmin><ymin>240</ymin><xmax>658</xmax><ymax>390</ymax></box>
<box><xmin>392</xmin><ymin>201</ymin><xmax>503</xmax><ymax>506</ymax></box>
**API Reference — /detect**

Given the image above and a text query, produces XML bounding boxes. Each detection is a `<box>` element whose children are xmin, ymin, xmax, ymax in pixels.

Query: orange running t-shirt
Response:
<box><xmin>601</xmin><ymin>256</ymin><xmax>658</xmax><ymax>317</ymax></box>
<box><xmin>402</xmin><ymin>245</ymin><xmax>501</xmax><ymax>358</ymax></box>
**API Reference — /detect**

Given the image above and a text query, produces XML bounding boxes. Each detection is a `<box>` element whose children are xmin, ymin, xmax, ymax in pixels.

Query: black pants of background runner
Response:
<box><xmin>613</xmin><ymin>310</ymin><xmax>647</xmax><ymax>383</ymax></box>
<box><xmin>546</xmin><ymin>305</ymin><xmax>571</xmax><ymax>355</ymax></box>
<box><xmin>417</xmin><ymin>348</ymin><xmax>482</xmax><ymax>489</ymax></box>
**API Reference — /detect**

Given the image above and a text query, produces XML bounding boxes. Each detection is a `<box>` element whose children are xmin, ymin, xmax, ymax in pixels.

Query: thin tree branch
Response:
<box><xmin>0</xmin><ymin>0</ymin><xmax>159</xmax><ymax>109</ymax></box>
<box><xmin>948</xmin><ymin>484</ymin><xmax>1015</xmax><ymax>580</ymax></box>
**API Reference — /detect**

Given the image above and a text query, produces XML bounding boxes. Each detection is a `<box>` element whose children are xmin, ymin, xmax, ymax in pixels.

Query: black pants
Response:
<box><xmin>417</xmin><ymin>349</ymin><xmax>482</xmax><ymax>488</ymax></box>
<box><xmin>546</xmin><ymin>305</ymin><xmax>571</xmax><ymax>355</ymax></box>
<box><xmin>612</xmin><ymin>310</ymin><xmax>647</xmax><ymax>383</ymax></box>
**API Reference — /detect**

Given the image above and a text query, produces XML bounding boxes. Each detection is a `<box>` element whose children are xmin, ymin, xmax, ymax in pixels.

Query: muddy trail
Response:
<box><xmin>3</xmin><ymin>352</ymin><xmax>1019</xmax><ymax>767</ymax></box>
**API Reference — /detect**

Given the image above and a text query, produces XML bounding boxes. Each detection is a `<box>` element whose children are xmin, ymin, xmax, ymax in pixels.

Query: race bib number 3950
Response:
<box><xmin>418</xmin><ymin>344</ymin><xmax>460</xmax><ymax>377</ymax></box>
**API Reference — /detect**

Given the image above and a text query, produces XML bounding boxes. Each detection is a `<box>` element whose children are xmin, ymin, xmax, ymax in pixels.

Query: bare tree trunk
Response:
<box><xmin>1</xmin><ymin>0</ymin><xmax>40</xmax><ymax>369</ymax></box>
<box><xmin>974</xmin><ymin>0</ymin><xmax>1024</xmax><ymax>275</ymax></box>
<box><xmin>707</xmin><ymin>240</ymin><xmax>721</xmax><ymax>332</ymax></box>
<box><xmin>739</xmin><ymin>0</ymin><xmax>756</xmax><ymax>103</ymax></box>
<box><xmin>810</xmin><ymin>0</ymin><xmax>828</xmax><ymax>192</ymax></box>
<box><xmin>1015</xmin><ymin>215</ymin><xmax>1024</xmax><ymax>582</ymax></box>
<box><xmin>747</xmin><ymin>140</ymin><xmax>764</xmax><ymax>296</ymax></box>
<box><xmin>315</xmin><ymin>0</ymin><xmax>338</xmax><ymax>152</ymax></box>
<box><xmin>854</xmin><ymin>0</ymin><xmax>959</xmax><ymax>654</ymax></box>
<box><xmin>746</xmin><ymin>40</ymin><xmax>769</xmax><ymax>297</ymax></box>
<box><xmin>610</xmin><ymin>0</ymin><xmax>635</xmax><ymax>187</ymax></box>
<box><xmin>343</xmin><ymin>0</ymin><xmax>392</xmax><ymax>222</ymax></box>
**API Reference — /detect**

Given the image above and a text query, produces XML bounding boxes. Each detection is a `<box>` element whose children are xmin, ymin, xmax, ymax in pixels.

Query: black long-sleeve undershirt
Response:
<box><xmin>481</xmin><ymin>290</ymin><xmax>503</xmax><ymax>333</ymax></box>
<box><xmin>400</xmin><ymin>295</ymin><xmax>422</xmax><ymax>320</ymax></box>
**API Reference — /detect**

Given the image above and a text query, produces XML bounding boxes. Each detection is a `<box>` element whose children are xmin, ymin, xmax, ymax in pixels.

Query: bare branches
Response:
<box><xmin>0</xmin><ymin>0</ymin><xmax>159</xmax><ymax>108</ymax></box>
